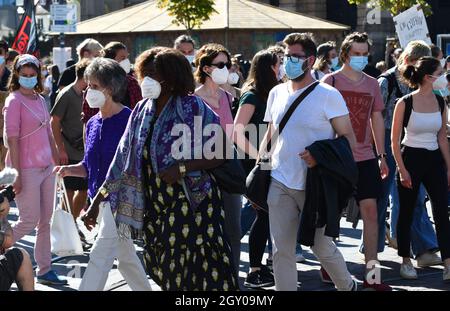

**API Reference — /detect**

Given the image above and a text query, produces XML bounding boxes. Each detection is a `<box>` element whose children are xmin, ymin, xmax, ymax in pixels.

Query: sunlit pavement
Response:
<box><xmin>7</xmin><ymin>201</ymin><xmax>450</xmax><ymax>291</ymax></box>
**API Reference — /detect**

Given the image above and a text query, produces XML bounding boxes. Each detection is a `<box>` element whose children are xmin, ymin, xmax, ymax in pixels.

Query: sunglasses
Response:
<box><xmin>210</xmin><ymin>61</ymin><xmax>232</xmax><ymax>69</ymax></box>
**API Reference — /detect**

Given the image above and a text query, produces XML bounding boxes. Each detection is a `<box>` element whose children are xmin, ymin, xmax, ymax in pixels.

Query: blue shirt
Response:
<box><xmin>82</xmin><ymin>107</ymin><xmax>131</xmax><ymax>199</ymax></box>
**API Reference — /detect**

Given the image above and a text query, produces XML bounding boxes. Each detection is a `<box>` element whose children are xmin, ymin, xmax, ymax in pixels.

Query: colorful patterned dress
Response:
<box><xmin>141</xmin><ymin>122</ymin><xmax>238</xmax><ymax>291</ymax></box>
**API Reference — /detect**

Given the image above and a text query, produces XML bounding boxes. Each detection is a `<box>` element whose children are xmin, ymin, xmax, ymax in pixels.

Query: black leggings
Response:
<box><xmin>248</xmin><ymin>209</ymin><xmax>271</xmax><ymax>268</ymax></box>
<box><xmin>396</xmin><ymin>146</ymin><xmax>450</xmax><ymax>260</ymax></box>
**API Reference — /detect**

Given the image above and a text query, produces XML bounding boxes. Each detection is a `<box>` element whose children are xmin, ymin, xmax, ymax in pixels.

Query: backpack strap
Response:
<box><xmin>314</xmin><ymin>70</ymin><xmax>320</xmax><ymax>80</ymax></box>
<box><xmin>436</xmin><ymin>94</ymin><xmax>445</xmax><ymax>115</ymax></box>
<box><xmin>379</xmin><ymin>70</ymin><xmax>403</xmax><ymax>104</ymax></box>
<box><xmin>402</xmin><ymin>93</ymin><xmax>414</xmax><ymax>130</ymax></box>
<box><xmin>331</xmin><ymin>75</ymin><xmax>336</xmax><ymax>88</ymax></box>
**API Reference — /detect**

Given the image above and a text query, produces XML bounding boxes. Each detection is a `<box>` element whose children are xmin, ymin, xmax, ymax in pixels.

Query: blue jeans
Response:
<box><xmin>377</xmin><ymin>130</ymin><xmax>438</xmax><ymax>256</ymax></box>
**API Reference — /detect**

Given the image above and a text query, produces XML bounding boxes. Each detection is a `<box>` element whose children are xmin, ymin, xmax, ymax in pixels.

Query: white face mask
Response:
<box><xmin>141</xmin><ymin>76</ymin><xmax>162</xmax><ymax>99</ymax></box>
<box><xmin>86</xmin><ymin>88</ymin><xmax>106</xmax><ymax>109</ymax></box>
<box><xmin>227</xmin><ymin>72</ymin><xmax>240</xmax><ymax>85</ymax></box>
<box><xmin>210</xmin><ymin>67</ymin><xmax>229</xmax><ymax>85</ymax></box>
<box><xmin>432</xmin><ymin>74</ymin><xmax>448</xmax><ymax>90</ymax></box>
<box><xmin>119</xmin><ymin>58</ymin><xmax>131</xmax><ymax>74</ymax></box>
<box><xmin>277</xmin><ymin>64</ymin><xmax>286</xmax><ymax>81</ymax></box>
<box><xmin>440</xmin><ymin>58</ymin><xmax>446</xmax><ymax>69</ymax></box>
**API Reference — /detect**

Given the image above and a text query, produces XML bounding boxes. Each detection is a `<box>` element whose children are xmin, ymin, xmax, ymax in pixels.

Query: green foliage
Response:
<box><xmin>156</xmin><ymin>0</ymin><xmax>218</xmax><ymax>32</ymax></box>
<box><xmin>347</xmin><ymin>0</ymin><xmax>432</xmax><ymax>16</ymax></box>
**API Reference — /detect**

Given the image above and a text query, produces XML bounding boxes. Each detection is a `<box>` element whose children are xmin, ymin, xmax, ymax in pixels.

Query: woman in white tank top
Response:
<box><xmin>391</xmin><ymin>56</ymin><xmax>450</xmax><ymax>282</ymax></box>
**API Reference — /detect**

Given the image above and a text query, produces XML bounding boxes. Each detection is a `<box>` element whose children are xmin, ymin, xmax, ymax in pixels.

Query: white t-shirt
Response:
<box><xmin>264</xmin><ymin>82</ymin><xmax>349</xmax><ymax>190</ymax></box>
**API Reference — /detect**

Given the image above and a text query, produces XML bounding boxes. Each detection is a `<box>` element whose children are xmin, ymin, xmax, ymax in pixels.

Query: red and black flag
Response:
<box><xmin>12</xmin><ymin>0</ymin><xmax>39</xmax><ymax>56</ymax></box>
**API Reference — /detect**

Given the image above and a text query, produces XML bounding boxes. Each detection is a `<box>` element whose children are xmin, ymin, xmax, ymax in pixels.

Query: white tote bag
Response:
<box><xmin>50</xmin><ymin>176</ymin><xmax>84</xmax><ymax>257</ymax></box>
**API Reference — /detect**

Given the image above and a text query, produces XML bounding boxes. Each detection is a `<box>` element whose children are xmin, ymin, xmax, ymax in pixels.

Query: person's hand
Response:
<box><xmin>399</xmin><ymin>168</ymin><xmax>412</xmax><ymax>189</ymax></box>
<box><xmin>159</xmin><ymin>165</ymin><xmax>182</xmax><ymax>185</ymax></box>
<box><xmin>58</xmin><ymin>148</ymin><xmax>69</xmax><ymax>165</ymax></box>
<box><xmin>13</xmin><ymin>176</ymin><xmax>22</xmax><ymax>195</ymax></box>
<box><xmin>299</xmin><ymin>150</ymin><xmax>317</xmax><ymax>168</ymax></box>
<box><xmin>81</xmin><ymin>200</ymin><xmax>100</xmax><ymax>232</ymax></box>
<box><xmin>53</xmin><ymin>166</ymin><xmax>70</xmax><ymax>178</ymax></box>
<box><xmin>379</xmin><ymin>158</ymin><xmax>389</xmax><ymax>180</ymax></box>
<box><xmin>0</xmin><ymin>200</ymin><xmax>10</xmax><ymax>218</ymax></box>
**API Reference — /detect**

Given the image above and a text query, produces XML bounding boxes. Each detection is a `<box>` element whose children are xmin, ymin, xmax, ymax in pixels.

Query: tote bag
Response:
<box><xmin>50</xmin><ymin>176</ymin><xmax>84</xmax><ymax>257</ymax></box>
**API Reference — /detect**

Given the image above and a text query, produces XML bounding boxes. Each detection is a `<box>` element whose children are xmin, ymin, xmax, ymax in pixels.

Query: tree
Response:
<box><xmin>347</xmin><ymin>0</ymin><xmax>432</xmax><ymax>16</ymax></box>
<box><xmin>156</xmin><ymin>0</ymin><xmax>217</xmax><ymax>34</ymax></box>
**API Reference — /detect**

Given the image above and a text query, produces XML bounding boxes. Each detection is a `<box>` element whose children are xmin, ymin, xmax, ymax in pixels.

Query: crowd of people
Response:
<box><xmin>0</xmin><ymin>30</ymin><xmax>450</xmax><ymax>291</ymax></box>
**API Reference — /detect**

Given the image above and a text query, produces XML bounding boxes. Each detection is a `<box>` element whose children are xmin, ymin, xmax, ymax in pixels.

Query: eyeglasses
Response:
<box><xmin>284</xmin><ymin>54</ymin><xmax>307</xmax><ymax>63</ymax></box>
<box><xmin>210</xmin><ymin>61</ymin><xmax>232</xmax><ymax>69</ymax></box>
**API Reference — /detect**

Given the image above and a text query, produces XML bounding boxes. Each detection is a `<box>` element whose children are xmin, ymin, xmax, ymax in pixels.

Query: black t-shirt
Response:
<box><xmin>57</xmin><ymin>64</ymin><xmax>76</xmax><ymax>89</ymax></box>
<box><xmin>0</xmin><ymin>67</ymin><xmax>11</xmax><ymax>92</ymax></box>
<box><xmin>238</xmin><ymin>90</ymin><xmax>268</xmax><ymax>174</ymax></box>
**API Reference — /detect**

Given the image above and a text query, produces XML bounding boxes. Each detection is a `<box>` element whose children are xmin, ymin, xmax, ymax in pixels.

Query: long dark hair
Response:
<box><xmin>242</xmin><ymin>50</ymin><xmax>279</xmax><ymax>102</ymax></box>
<box><xmin>49</xmin><ymin>64</ymin><xmax>60</xmax><ymax>85</ymax></box>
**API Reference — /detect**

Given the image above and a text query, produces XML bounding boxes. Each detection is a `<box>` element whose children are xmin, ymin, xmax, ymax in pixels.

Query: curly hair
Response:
<box><xmin>135</xmin><ymin>47</ymin><xmax>195</xmax><ymax>97</ymax></box>
<box><xmin>339</xmin><ymin>32</ymin><xmax>372</xmax><ymax>64</ymax></box>
<box><xmin>193</xmin><ymin>43</ymin><xmax>231</xmax><ymax>85</ymax></box>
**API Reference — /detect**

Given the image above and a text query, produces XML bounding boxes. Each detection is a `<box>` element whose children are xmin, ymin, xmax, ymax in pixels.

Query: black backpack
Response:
<box><xmin>378</xmin><ymin>69</ymin><xmax>404</xmax><ymax>105</ymax></box>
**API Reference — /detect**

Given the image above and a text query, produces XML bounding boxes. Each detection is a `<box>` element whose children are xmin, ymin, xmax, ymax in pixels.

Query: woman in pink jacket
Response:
<box><xmin>3</xmin><ymin>54</ymin><xmax>65</xmax><ymax>285</ymax></box>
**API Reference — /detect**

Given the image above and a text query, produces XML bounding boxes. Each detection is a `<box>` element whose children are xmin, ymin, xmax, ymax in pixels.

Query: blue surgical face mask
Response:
<box><xmin>433</xmin><ymin>88</ymin><xmax>450</xmax><ymax>97</ymax></box>
<box><xmin>0</xmin><ymin>56</ymin><xmax>5</xmax><ymax>66</ymax></box>
<box><xmin>283</xmin><ymin>55</ymin><xmax>307</xmax><ymax>80</ymax></box>
<box><xmin>349</xmin><ymin>56</ymin><xmax>368</xmax><ymax>72</ymax></box>
<box><xmin>19</xmin><ymin>76</ymin><xmax>38</xmax><ymax>89</ymax></box>
<box><xmin>330</xmin><ymin>57</ymin><xmax>339</xmax><ymax>70</ymax></box>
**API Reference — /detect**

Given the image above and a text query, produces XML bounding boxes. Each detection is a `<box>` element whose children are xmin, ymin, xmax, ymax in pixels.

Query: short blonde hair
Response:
<box><xmin>397</xmin><ymin>40</ymin><xmax>431</xmax><ymax>68</ymax></box>
<box><xmin>76</xmin><ymin>38</ymin><xmax>103</xmax><ymax>60</ymax></box>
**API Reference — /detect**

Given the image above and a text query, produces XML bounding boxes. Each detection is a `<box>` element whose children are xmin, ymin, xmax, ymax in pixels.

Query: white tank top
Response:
<box><xmin>402</xmin><ymin>110</ymin><xmax>442</xmax><ymax>151</ymax></box>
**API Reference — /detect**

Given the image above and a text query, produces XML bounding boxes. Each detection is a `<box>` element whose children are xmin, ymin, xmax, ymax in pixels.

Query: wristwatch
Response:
<box><xmin>99</xmin><ymin>187</ymin><xmax>109</xmax><ymax>199</ymax></box>
<box><xmin>377</xmin><ymin>153</ymin><xmax>387</xmax><ymax>159</ymax></box>
<box><xmin>178</xmin><ymin>162</ymin><xmax>187</xmax><ymax>178</ymax></box>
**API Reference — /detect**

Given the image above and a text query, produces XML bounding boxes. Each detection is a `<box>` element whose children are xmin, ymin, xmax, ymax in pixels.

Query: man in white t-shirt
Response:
<box><xmin>261</xmin><ymin>33</ymin><xmax>357</xmax><ymax>291</ymax></box>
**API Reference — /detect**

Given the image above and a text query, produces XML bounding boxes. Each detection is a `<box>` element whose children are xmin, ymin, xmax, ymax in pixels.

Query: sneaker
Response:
<box><xmin>400</xmin><ymin>263</ymin><xmax>418</xmax><ymax>280</ymax></box>
<box><xmin>362</xmin><ymin>280</ymin><xmax>393</xmax><ymax>291</ymax></box>
<box><xmin>37</xmin><ymin>270</ymin><xmax>68</xmax><ymax>286</ymax></box>
<box><xmin>319</xmin><ymin>267</ymin><xmax>334</xmax><ymax>285</ymax></box>
<box><xmin>296</xmin><ymin>253</ymin><xmax>306</xmax><ymax>263</ymax></box>
<box><xmin>259</xmin><ymin>265</ymin><xmax>273</xmax><ymax>277</ymax></box>
<box><xmin>443</xmin><ymin>266</ymin><xmax>450</xmax><ymax>282</ymax></box>
<box><xmin>244</xmin><ymin>269</ymin><xmax>275</xmax><ymax>288</ymax></box>
<box><xmin>416</xmin><ymin>252</ymin><xmax>442</xmax><ymax>268</ymax></box>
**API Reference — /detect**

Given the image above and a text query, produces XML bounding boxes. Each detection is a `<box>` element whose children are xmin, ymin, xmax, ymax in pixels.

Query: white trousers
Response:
<box><xmin>78</xmin><ymin>202</ymin><xmax>152</xmax><ymax>291</ymax></box>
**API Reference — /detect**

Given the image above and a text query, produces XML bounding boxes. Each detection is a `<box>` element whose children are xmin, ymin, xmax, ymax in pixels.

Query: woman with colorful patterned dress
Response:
<box><xmin>85</xmin><ymin>47</ymin><xmax>238</xmax><ymax>291</ymax></box>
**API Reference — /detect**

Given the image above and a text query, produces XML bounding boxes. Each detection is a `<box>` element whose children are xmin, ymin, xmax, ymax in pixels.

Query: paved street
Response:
<box><xmin>7</xmin><ymin>201</ymin><xmax>450</xmax><ymax>291</ymax></box>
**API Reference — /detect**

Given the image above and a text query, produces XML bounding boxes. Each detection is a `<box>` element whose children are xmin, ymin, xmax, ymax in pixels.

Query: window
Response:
<box><xmin>253</xmin><ymin>33</ymin><xmax>275</xmax><ymax>53</ymax></box>
<box><xmin>134</xmin><ymin>35</ymin><xmax>155</xmax><ymax>59</ymax></box>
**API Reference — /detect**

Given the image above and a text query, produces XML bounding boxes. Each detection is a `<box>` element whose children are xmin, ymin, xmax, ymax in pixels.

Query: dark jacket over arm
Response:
<box><xmin>299</xmin><ymin>136</ymin><xmax>358</xmax><ymax>246</ymax></box>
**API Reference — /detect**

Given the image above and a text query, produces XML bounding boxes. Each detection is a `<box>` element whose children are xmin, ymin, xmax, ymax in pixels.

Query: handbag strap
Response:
<box><xmin>54</xmin><ymin>176</ymin><xmax>73</xmax><ymax>215</ymax></box>
<box><xmin>266</xmin><ymin>81</ymin><xmax>320</xmax><ymax>151</ymax></box>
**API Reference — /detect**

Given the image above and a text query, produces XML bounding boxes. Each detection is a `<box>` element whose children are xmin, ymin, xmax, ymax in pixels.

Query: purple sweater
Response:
<box><xmin>81</xmin><ymin>107</ymin><xmax>131</xmax><ymax>199</ymax></box>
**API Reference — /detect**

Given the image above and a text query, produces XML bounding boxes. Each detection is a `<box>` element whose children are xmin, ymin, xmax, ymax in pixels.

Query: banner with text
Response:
<box><xmin>393</xmin><ymin>5</ymin><xmax>432</xmax><ymax>48</ymax></box>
